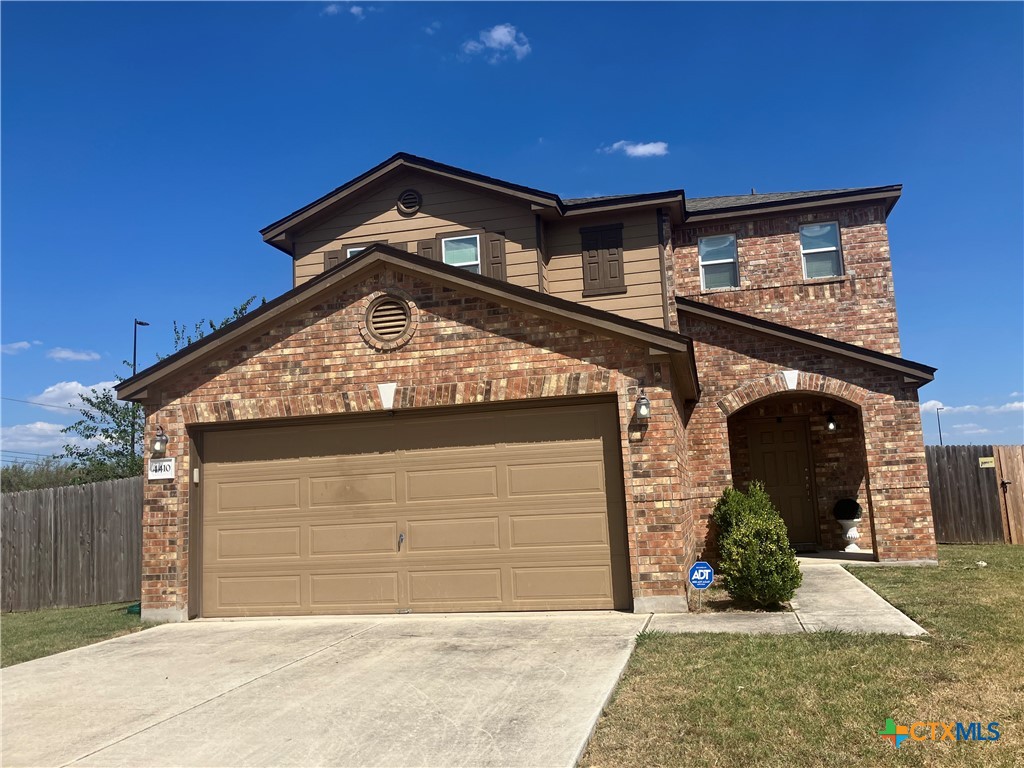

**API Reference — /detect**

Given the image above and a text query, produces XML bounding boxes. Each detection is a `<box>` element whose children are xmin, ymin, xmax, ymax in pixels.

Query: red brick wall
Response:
<box><xmin>680</xmin><ymin>311</ymin><xmax>936</xmax><ymax>563</ymax></box>
<box><xmin>141</xmin><ymin>267</ymin><xmax>692</xmax><ymax>618</ymax></box>
<box><xmin>674</xmin><ymin>204</ymin><xmax>902</xmax><ymax>355</ymax></box>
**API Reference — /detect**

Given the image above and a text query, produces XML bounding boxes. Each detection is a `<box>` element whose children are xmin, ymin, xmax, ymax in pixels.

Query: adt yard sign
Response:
<box><xmin>689</xmin><ymin>561</ymin><xmax>714</xmax><ymax>590</ymax></box>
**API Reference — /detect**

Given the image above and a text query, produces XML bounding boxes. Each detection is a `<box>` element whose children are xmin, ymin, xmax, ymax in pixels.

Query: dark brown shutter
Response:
<box><xmin>417</xmin><ymin>239</ymin><xmax>436</xmax><ymax>261</ymax></box>
<box><xmin>602</xmin><ymin>227</ymin><xmax>624</xmax><ymax>288</ymax></box>
<box><xmin>324</xmin><ymin>251</ymin><xmax>342</xmax><ymax>271</ymax></box>
<box><xmin>580</xmin><ymin>224</ymin><xmax>625</xmax><ymax>294</ymax></box>
<box><xmin>483</xmin><ymin>232</ymin><xmax>506</xmax><ymax>281</ymax></box>
<box><xmin>581</xmin><ymin>229</ymin><xmax>603</xmax><ymax>293</ymax></box>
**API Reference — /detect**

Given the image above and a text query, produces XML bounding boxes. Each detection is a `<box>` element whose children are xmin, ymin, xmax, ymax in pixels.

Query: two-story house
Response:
<box><xmin>117</xmin><ymin>153</ymin><xmax>937</xmax><ymax>622</ymax></box>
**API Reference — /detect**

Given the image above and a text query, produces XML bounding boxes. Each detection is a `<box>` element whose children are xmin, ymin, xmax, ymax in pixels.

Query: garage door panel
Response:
<box><xmin>507</xmin><ymin>460</ymin><xmax>605</xmax><ymax>497</ymax></box>
<box><xmin>405</xmin><ymin>466</ymin><xmax>498</xmax><ymax>502</ymax></box>
<box><xmin>309</xmin><ymin>473</ymin><xmax>397</xmax><ymax>507</ymax></box>
<box><xmin>408</xmin><ymin>569</ymin><xmax>503</xmax><ymax>603</ymax></box>
<box><xmin>509</xmin><ymin>513</ymin><xmax>609</xmax><ymax>548</ymax></box>
<box><xmin>406</xmin><ymin>517</ymin><xmax>500</xmax><ymax>552</ymax></box>
<box><xmin>201</xmin><ymin>402</ymin><xmax>631</xmax><ymax>617</ymax></box>
<box><xmin>215</xmin><ymin>575</ymin><xmax>302</xmax><ymax>609</ymax></box>
<box><xmin>309</xmin><ymin>522</ymin><xmax>398</xmax><ymax>556</ymax></box>
<box><xmin>216</xmin><ymin>479</ymin><xmax>301</xmax><ymax>513</ymax></box>
<box><xmin>512</xmin><ymin>566</ymin><xmax>613</xmax><ymax>601</ymax></box>
<box><xmin>215</xmin><ymin>527</ymin><xmax>302</xmax><ymax>560</ymax></box>
<box><xmin>310</xmin><ymin>572</ymin><xmax>399</xmax><ymax>607</ymax></box>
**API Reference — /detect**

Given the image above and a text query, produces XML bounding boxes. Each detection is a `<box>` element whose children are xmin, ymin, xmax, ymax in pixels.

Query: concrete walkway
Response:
<box><xmin>2</xmin><ymin>612</ymin><xmax>647</xmax><ymax>768</ymax></box>
<box><xmin>649</xmin><ymin>563</ymin><xmax>927</xmax><ymax>636</ymax></box>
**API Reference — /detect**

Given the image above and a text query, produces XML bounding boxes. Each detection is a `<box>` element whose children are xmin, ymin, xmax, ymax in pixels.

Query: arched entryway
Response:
<box><xmin>726</xmin><ymin>394</ymin><xmax>873</xmax><ymax>552</ymax></box>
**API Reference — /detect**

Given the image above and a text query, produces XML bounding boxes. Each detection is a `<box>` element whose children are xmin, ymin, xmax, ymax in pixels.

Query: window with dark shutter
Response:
<box><xmin>580</xmin><ymin>223</ymin><xmax>626</xmax><ymax>296</ymax></box>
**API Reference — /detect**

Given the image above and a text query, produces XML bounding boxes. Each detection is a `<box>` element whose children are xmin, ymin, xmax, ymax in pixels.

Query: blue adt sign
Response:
<box><xmin>689</xmin><ymin>561</ymin><xmax>714</xmax><ymax>590</ymax></box>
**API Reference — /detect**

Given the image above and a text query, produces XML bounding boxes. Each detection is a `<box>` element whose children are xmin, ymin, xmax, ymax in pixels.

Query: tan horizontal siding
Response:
<box><xmin>544</xmin><ymin>212</ymin><xmax>666</xmax><ymax>329</ymax></box>
<box><xmin>292</xmin><ymin>169</ymin><xmax>539</xmax><ymax>290</ymax></box>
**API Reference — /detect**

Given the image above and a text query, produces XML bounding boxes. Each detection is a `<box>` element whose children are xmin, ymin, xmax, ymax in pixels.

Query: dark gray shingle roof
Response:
<box><xmin>566</xmin><ymin>186</ymin><xmax>898</xmax><ymax>214</ymax></box>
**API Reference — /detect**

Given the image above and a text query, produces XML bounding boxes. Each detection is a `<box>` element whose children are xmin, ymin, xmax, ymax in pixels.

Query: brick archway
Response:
<box><xmin>717</xmin><ymin>371</ymin><xmax>871</xmax><ymax>417</ymax></box>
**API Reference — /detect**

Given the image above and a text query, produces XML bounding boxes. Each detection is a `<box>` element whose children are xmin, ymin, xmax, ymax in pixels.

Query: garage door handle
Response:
<box><xmin>398</xmin><ymin>532</ymin><xmax>405</xmax><ymax>550</ymax></box>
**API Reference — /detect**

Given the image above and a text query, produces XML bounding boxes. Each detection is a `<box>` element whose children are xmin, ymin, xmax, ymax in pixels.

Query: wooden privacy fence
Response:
<box><xmin>1</xmin><ymin>477</ymin><xmax>142</xmax><ymax>612</ymax></box>
<box><xmin>925</xmin><ymin>445</ymin><xmax>1024</xmax><ymax>545</ymax></box>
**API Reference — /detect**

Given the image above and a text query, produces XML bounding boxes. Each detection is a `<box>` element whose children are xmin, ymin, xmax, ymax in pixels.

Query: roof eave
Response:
<box><xmin>116</xmin><ymin>245</ymin><xmax>698</xmax><ymax>402</ymax></box>
<box><xmin>684</xmin><ymin>186</ymin><xmax>903</xmax><ymax>223</ymax></box>
<box><xmin>260</xmin><ymin>153</ymin><xmax>562</xmax><ymax>247</ymax></box>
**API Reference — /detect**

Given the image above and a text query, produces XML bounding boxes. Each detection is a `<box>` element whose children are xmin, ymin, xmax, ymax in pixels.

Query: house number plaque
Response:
<box><xmin>148</xmin><ymin>457</ymin><xmax>176</xmax><ymax>480</ymax></box>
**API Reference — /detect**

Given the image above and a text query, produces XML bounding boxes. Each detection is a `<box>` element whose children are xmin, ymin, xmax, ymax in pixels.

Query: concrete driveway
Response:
<box><xmin>2</xmin><ymin>612</ymin><xmax>647</xmax><ymax>768</ymax></box>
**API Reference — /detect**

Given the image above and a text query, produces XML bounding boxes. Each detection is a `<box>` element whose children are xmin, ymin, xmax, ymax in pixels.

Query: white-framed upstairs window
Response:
<box><xmin>441</xmin><ymin>234</ymin><xmax>481</xmax><ymax>274</ymax></box>
<box><xmin>699</xmin><ymin>234</ymin><xmax>739</xmax><ymax>290</ymax></box>
<box><xmin>800</xmin><ymin>222</ymin><xmax>843</xmax><ymax>279</ymax></box>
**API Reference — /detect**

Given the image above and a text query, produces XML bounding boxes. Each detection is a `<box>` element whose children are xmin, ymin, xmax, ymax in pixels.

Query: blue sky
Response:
<box><xmin>2</xmin><ymin>1</ymin><xmax>1022</xmax><ymax>461</ymax></box>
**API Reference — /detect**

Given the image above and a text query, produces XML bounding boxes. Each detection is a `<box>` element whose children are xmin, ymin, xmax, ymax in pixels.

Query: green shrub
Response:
<box><xmin>714</xmin><ymin>482</ymin><xmax>802</xmax><ymax>607</ymax></box>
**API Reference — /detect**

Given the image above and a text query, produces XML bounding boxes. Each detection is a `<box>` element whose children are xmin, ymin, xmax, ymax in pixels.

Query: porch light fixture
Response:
<box><xmin>151</xmin><ymin>426</ymin><xmax>169</xmax><ymax>455</ymax></box>
<box><xmin>826</xmin><ymin>414</ymin><xmax>838</xmax><ymax>433</ymax></box>
<box><xmin>635</xmin><ymin>390</ymin><xmax>652</xmax><ymax>421</ymax></box>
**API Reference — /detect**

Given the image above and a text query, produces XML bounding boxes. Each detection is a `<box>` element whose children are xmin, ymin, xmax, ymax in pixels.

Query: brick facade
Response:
<box><xmin>674</xmin><ymin>204</ymin><xmax>902</xmax><ymax>355</ymax></box>
<box><xmin>141</xmin><ymin>267</ymin><xmax>692</xmax><ymax>620</ymax></box>
<box><xmin>679</xmin><ymin>312</ymin><xmax>937</xmax><ymax>563</ymax></box>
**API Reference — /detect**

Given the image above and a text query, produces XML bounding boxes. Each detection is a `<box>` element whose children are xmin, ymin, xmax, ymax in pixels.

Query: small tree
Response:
<box><xmin>713</xmin><ymin>482</ymin><xmax>802</xmax><ymax>608</ymax></box>
<box><xmin>61</xmin><ymin>376</ymin><xmax>145</xmax><ymax>482</ymax></box>
<box><xmin>61</xmin><ymin>296</ymin><xmax>265</xmax><ymax>480</ymax></box>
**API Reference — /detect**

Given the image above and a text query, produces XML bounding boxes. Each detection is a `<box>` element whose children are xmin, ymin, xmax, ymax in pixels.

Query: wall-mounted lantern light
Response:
<box><xmin>826</xmin><ymin>414</ymin><xmax>838</xmax><ymax>433</ymax></box>
<box><xmin>151</xmin><ymin>425</ymin><xmax>169</xmax><ymax>455</ymax></box>
<box><xmin>635</xmin><ymin>390</ymin><xmax>652</xmax><ymax>421</ymax></box>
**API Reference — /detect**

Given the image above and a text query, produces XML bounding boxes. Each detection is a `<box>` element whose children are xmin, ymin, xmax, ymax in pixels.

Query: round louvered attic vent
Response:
<box><xmin>396</xmin><ymin>188</ymin><xmax>422</xmax><ymax>215</ymax></box>
<box><xmin>366</xmin><ymin>296</ymin><xmax>411</xmax><ymax>342</ymax></box>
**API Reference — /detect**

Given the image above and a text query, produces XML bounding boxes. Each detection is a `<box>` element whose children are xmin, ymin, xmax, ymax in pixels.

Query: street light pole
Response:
<box><xmin>132</xmin><ymin>319</ymin><xmax>150</xmax><ymax>462</ymax></box>
<box><xmin>936</xmin><ymin>406</ymin><xmax>945</xmax><ymax>447</ymax></box>
<box><xmin>133</xmin><ymin>319</ymin><xmax>150</xmax><ymax>377</ymax></box>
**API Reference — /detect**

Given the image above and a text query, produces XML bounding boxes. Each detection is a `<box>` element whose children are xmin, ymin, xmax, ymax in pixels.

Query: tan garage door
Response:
<box><xmin>200</xmin><ymin>402</ymin><xmax>630</xmax><ymax>617</ymax></box>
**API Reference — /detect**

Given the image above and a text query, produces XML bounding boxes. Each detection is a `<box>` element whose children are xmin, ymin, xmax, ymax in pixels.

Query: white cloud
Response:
<box><xmin>1011</xmin><ymin>391</ymin><xmax>1022</xmax><ymax>398</ymax></box>
<box><xmin>321</xmin><ymin>3</ymin><xmax>340</xmax><ymax>15</ymax></box>
<box><xmin>424</xmin><ymin>21</ymin><xmax>441</xmax><ymax>35</ymax></box>
<box><xmin>920</xmin><ymin>399</ymin><xmax>1023</xmax><ymax>415</ymax></box>
<box><xmin>600</xmin><ymin>140</ymin><xmax>670</xmax><ymax>158</ymax></box>
<box><xmin>462</xmin><ymin>23</ymin><xmax>531</xmax><ymax>63</ymax></box>
<box><xmin>29</xmin><ymin>380</ymin><xmax>116</xmax><ymax>413</ymax></box>
<box><xmin>0</xmin><ymin>422</ymin><xmax>82</xmax><ymax>454</ymax></box>
<box><xmin>948</xmin><ymin>423</ymin><xmax>1002</xmax><ymax>435</ymax></box>
<box><xmin>350</xmin><ymin>5</ymin><xmax>364</xmax><ymax>19</ymax></box>
<box><xmin>1</xmin><ymin>341</ymin><xmax>31</xmax><ymax>354</ymax></box>
<box><xmin>46</xmin><ymin>347</ymin><xmax>101</xmax><ymax>362</ymax></box>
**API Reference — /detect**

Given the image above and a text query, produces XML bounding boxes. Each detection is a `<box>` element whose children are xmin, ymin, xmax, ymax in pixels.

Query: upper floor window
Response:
<box><xmin>325</xmin><ymin>241</ymin><xmax>387</xmax><ymax>270</ymax></box>
<box><xmin>441</xmin><ymin>234</ymin><xmax>481</xmax><ymax>274</ymax></box>
<box><xmin>418</xmin><ymin>229</ymin><xmax>506</xmax><ymax>281</ymax></box>
<box><xmin>800</xmin><ymin>222</ymin><xmax>843</xmax><ymax>279</ymax></box>
<box><xmin>699</xmin><ymin>234</ymin><xmax>739</xmax><ymax>290</ymax></box>
<box><xmin>580</xmin><ymin>223</ymin><xmax>626</xmax><ymax>296</ymax></box>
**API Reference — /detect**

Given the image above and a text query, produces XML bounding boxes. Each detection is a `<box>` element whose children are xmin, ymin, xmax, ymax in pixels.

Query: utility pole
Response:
<box><xmin>936</xmin><ymin>406</ymin><xmax>945</xmax><ymax>447</ymax></box>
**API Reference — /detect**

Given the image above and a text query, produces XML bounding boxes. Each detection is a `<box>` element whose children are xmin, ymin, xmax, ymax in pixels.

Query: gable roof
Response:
<box><xmin>116</xmin><ymin>244</ymin><xmax>700</xmax><ymax>402</ymax></box>
<box><xmin>677</xmin><ymin>296</ymin><xmax>935</xmax><ymax>383</ymax></box>
<box><xmin>260</xmin><ymin>153</ymin><xmax>685</xmax><ymax>255</ymax></box>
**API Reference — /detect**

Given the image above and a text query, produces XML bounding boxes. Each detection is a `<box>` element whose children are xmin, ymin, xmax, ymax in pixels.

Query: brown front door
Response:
<box><xmin>746</xmin><ymin>418</ymin><xmax>818</xmax><ymax>548</ymax></box>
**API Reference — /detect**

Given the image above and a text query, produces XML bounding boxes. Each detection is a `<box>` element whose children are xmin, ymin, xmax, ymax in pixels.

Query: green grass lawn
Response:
<box><xmin>1</xmin><ymin>602</ymin><xmax>149</xmax><ymax>667</ymax></box>
<box><xmin>582</xmin><ymin>545</ymin><xmax>1023</xmax><ymax>768</ymax></box>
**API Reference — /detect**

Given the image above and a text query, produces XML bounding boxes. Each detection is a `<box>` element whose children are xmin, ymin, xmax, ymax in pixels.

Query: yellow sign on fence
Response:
<box><xmin>979</xmin><ymin>457</ymin><xmax>996</xmax><ymax>469</ymax></box>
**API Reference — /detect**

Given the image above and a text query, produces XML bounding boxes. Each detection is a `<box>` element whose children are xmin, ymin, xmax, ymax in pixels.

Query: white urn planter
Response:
<box><xmin>838</xmin><ymin>518</ymin><xmax>862</xmax><ymax>552</ymax></box>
